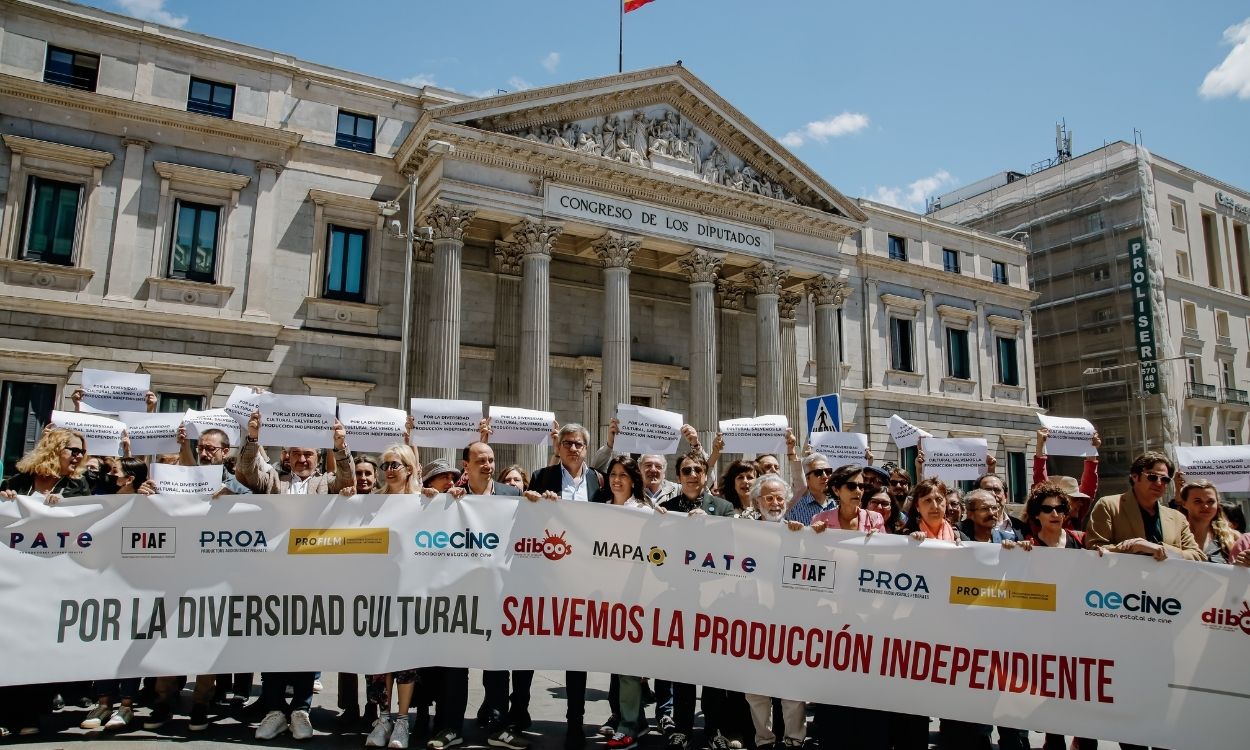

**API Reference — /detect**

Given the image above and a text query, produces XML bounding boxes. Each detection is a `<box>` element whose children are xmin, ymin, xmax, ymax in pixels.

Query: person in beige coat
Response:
<box><xmin>1085</xmin><ymin>451</ymin><xmax>1204</xmax><ymax>561</ymax></box>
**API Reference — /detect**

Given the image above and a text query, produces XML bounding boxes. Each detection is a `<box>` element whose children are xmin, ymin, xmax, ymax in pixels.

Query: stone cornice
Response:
<box><xmin>0</xmin><ymin>74</ymin><xmax>303</xmax><ymax>151</ymax></box>
<box><xmin>858</xmin><ymin>254</ymin><xmax>1039</xmax><ymax>305</ymax></box>
<box><xmin>308</xmin><ymin>188</ymin><xmax>380</xmax><ymax>214</ymax></box>
<box><xmin>987</xmin><ymin>314</ymin><xmax>1025</xmax><ymax>332</ymax></box>
<box><xmin>2</xmin><ymin>134</ymin><xmax>115</xmax><ymax>168</ymax></box>
<box><xmin>859</xmin><ymin>389</ymin><xmax>1042</xmax><ymax>418</ymax></box>
<box><xmin>0</xmin><ymin>294</ymin><xmax>283</xmax><ymax>338</ymax></box>
<box><xmin>155</xmin><ymin>161</ymin><xmax>251</xmax><ymax>191</ymax></box>
<box><xmin>936</xmin><ymin>304</ymin><xmax>977</xmax><ymax>322</ymax></box>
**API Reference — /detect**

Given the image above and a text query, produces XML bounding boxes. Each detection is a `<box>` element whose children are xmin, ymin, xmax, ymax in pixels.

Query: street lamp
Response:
<box><xmin>1081</xmin><ymin>356</ymin><xmax>1186</xmax><ymax>453</ymax></box>
<box><xmin>382</xmin><ymin>140</ymin><xmax>454</xmax><ymax>409</ymax></box>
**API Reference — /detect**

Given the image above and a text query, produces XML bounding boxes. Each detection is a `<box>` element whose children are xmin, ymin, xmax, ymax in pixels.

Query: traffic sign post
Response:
<box><xmin>804</xmin><ymin>393</ymin><xmax>841</xmax><ymax>437</ymax></box>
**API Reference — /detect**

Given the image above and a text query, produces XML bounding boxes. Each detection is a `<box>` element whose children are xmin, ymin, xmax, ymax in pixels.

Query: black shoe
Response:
<box><xmin>508</xmin><ymin>712</ymin><xmax>532</xmax><ymax>732</ymax></box>
<box><xmin>478</xmin><ymin>707</ymin><xmax>501</xmax><ymax>729</ymax></box>
<box><xmin>565</xmin><ymin>722</ymin><xmax>586</xmax><ymax>750</ymax></box>
<box><xmin>338</xmin><ymin>706</ymin><xmax>361</xmax><ymax>727</ymax></box>
<box><xmin>188</xmin><ymin>704</ymin><xmax>210</xmax><ymax>732</ymax></box>
<box><xmin>240</xmin><ymin>699</ymin><xmax>266</xmax><ymax>722</ymax></box>
<box><xmin>667</xmin><ymin>732</ymin><xmax>690</xmax><ymax>750</ymax></box>
<box><xmin>707</xmin><ymin>733</ymin><xmax>730</xmax><ymax>750</ymax></box>
<box><xmin>143</xmin><ymin>704</ymin><xmax>173</xmax><ymax>730</ymax></box>
<box><xmin>51</xmin><ymin>695</ymin><xmax>65</xmax><ymax>712</ymax></box>
<box><xmin>599</xmin><ymin>715</ymin><xmax>621</xmax><ymax>737</ymax></box>
<box><xmin>365</xmin><ymin>703</ymin><xmax>379</xmax><ymax>723</ymax></box>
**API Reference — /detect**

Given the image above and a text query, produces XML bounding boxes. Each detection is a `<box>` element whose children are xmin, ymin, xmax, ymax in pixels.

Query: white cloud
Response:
<box><xmin>116</xmin><ymin>0</ymin><xmax>188</xmax><ymax>28</ymax></box>
<box><xmin>401</xmin><ymin>73</ymin><xmax>438</xmax><ymax>88</ymax></box>
<box><xmin>867</xmin><ymin>170</ymin><xmax>956</xmax><ymax>213</ymax></box>
<box><xmin>1200</xmin><ymin>18</ymin><xmax>1250</xmax><ymax>99</ymax></box>
<box><xmin>507</xmin><ymin>76</ymin><xmax>534</xmax><ymax>91</ymax></box>
<box><xmin>780</xmin><ymin>112</ymin><xmax>869</xmax><ymax>148</ymax></box>
<box><xmin>541</xmin><ymin>52</ymin><xmax>561</xmax><ymax>74</ymax></box>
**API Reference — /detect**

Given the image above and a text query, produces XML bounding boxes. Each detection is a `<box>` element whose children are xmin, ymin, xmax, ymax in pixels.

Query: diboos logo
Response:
<box><xmin>1201</xmin><ymin>601</ymin><xmax>1250</xmax><ymax>637</ymax></box>
<box><xmin>592</xmin><ymin>540</ymin><xmax>667</xmax><ymax>566</ymax></box>
<box><xmin>949</xmin><ymin>577</ymin><xmax>1056</xmax><ymax>612</ymax></box>
<box><xmin>857</xmin><ymin>568</ymin><xmax>930</xmax><ymax>599</ymax></box>
<box><xmin>1084</xmin><ymin>589</ymin><xmax>1181</xmax><ymax>624</ymax></box>
<box><xmin>122</xmin><ymin>527</ymin><xmax>175</xmax><ymax>558</ymax></box>
<box><xmin>198</xmin><ymin>530</ymin><xmax>269</xmax><ymax>553</ymax></box>
<box><xmin>514</xmin><ymin>529</ymin><xmax>573</xmax><ymax>561</ymax></box>
<box><xmin>782</xmin><ymin>556</ymin><xmax>835</xmax><ymax>591</ymax></box>
<box><xmin>8</xmin><ymin>530</ymin><xmax>92</xmax><ymax>556</ymax></box>
<box><xmin>288</xmin><ymin>528</ymin><xmax>389</xmax><ymax>555</ymax></box>
<box><xmin>414</xmin><ymin>528</ymin><xmax>500</xmax><ymax>558</ymax></box>
<box><xmin>683</xmin><ymin>549</ymin><xmax>756</xmax><ymax>578</ymax></box>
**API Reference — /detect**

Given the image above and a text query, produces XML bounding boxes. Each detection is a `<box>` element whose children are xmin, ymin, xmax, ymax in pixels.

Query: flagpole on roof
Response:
<box><xmin>618</xmin><ymin>0</ymin><xmax>624</xmax><ymax>73</ymax></box>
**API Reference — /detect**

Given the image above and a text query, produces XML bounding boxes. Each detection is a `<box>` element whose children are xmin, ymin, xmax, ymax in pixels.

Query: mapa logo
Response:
<box><xmin>198</xmin><ymin>529</ymin><xmax>268</xmax><ymax>553</ymax></box>
<box><xmin>592</xmin><ymin>540</ymin><xmax>667</xmax><ymax>566</ymax></box>
<box><xmin>1202</xmin><ymin>601</ymin><xmax>1250</xmax><ymax>636</ymax></box>
<box><xmin>782</xmin><ymin>556</ymin><xmax>834</xmax><ymax>591</ymax></box>
<box><xmin>514</xmin><ymin>529</ymin><xmax>573</xmax><ymax>561</ymax></box>
<box><xmin>122</xmin><ymin>527</ymin><xmax>175</xmax><ymax>557</ymax></box>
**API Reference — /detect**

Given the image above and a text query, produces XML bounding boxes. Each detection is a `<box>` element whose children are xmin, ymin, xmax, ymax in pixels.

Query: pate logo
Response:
<box><xmin>414</xmin><ymin>528</ymin><xmax>500</xmax><ymax>558</ymax></box>
<box><xmin>683</xmin><ymin>549</ymin><xmax>757</xmax><ymax>578</ymax></box>
<box><xmin>782</xmin><ymin>556</ymin><xmax>834</xmax><ymax>591</ymax></box>
<box><xmin>949</xmin><ymin>577</ymin><xmax>1056</xmax><ymax>612</ymax></box>
<box><xmin>514</xmin><ymin>529</ymin><xmax>573</xmax><ymax>561</ymax></box>
<box><xmin>1084</xmin><ymin>589</ymin><xmax>1182</xmax><ymax>624</ymax></box>
<box><xmin>1201</xmin><ymin>601</ymin><xmax>1250</xmax><ymax>636</ymax></box>
<box><xmin>122</xmin><ymin>527</ymin><xmax>175</xmax><ymax>558</ymax></box>
<box><xmin>857</xmin><ymin>568</ymin><xmax>930</xmax><ymax>599</ymax></box>
<box><xmin>592</xmin><ymin>540</ymin><xmax>667</xmax><ymax>566</ymax></box>
<box><xmin>288</xmin><ymin>528</ymin><xmax>389</xmax><ymax>555</ymax></box>
<box><xmin>198</xmin><ymin>529</ymin><xmax>269</xmax><ymax>553</ymax></box>
<box><xmin>8</xmin><ymin>530</ymin><xmax>92</xmax><ymax>555</ymax></box>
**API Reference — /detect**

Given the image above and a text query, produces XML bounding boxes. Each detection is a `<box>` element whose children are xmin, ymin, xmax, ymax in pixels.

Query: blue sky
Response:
<box><xmin>97</xmin><ymin>0</ymin><xmax>1249</xmax><ymax>212</ymax></box>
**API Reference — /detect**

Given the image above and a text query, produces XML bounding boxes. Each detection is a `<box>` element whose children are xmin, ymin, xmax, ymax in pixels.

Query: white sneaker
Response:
<box><xmin>366</xmin><ymin>716</ymin><xmax>393</xmax><ymax>747</ymax></box>
<box><xmin>313</xmin><ymin>679</ymin><xmax>324</xmax><ymax>694</ymax></box>
<box><xmin>104</xmin><ymin>705</ymin><xmax>133</xmax><ymax>731</ymax></box>
<box><xmin>80</xmin><ymin>703</ymin><xmax>111</xmax><ymax>730</ymax></box>
<box><xmin>388</xmin><ymin>716</ymin><xmax>410</xmax><ymax>749</ymax></box>
<box><xmin>256</xmin><ymin>710</ymin><xmax>289</xmax><ymax>740</ymax></box>
<box><xmin>290</xmin><ymin>709</ymin><xmax>314</xmax><ymax>740</ymax></box>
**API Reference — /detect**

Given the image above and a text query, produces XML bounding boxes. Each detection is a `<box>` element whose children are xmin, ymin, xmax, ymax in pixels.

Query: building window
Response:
<box><xmin>1094</xmin><ymin>307</ymin><xmax>1115</xmax><ymax>322</ymax></box>
<box><xmin>21</xmin><ymin>176</ymin><xmax>82</xmax><ymax>265</ymax></box>
<box><xmin>1228</xmin><ymin>428</ymin><xmax>1238</xmax><ymax>445</ymax></box>
<box><xmin>887</xmin><ymin>234</ymin><xmax>907</xmax><ymax>261</ymax></box>
<box><xmin>324</xmin><ymin>226</ymin><xmax>368</xmax><ymax>301</ymax></box>
<box><xmin>890</xmin><ymin>317</ymin><xmax>914</xmax><ymax>372</ymax></box>
<box><xmin>158</xmin><ymin>392</ymin><xmax>203</xmax><ymax>413</ymax></box>
<box><xmin>1182</xmin><ymin>301</ymin><xmax>1199</xmax><ymax>333</ymax></box>
<box><xmin>1</xmin><ymin>381</ymin><xmax>56</xmax><ymax>478</ymax></box>
<box><xmin>945</xmin><ymin>327</ymin><xmax>970</xmax><ymax>379</ymax></box>
<box><xmin>992</xmin><ymin>260</ymin><xmax>1009</xmax><ymax>284</ymax></box>
<box><xmin>43</xmin><ymin>45</ymin><xmax>99</xmax><ymax>91</ymax></box>
<box><xmin>187</xmin><ymin>77</ymin><xmax>235</xmax><ymax>119</ymax></box>
<box><xmin>1216</xmin><ymin>310</ymin><xmax>1230</xmax><ymax>340</ymax></box>
<box><xmin>1085</xmin><ymin>213</ymin><xmax>1104</xmax><ymax>234</ymax></box>
<box><xmin>902</xmin><ymin>446</ymin><xmax>918</xmax><ymax>482</ymax></box>
<box><xmin>1193</xmin><ymin>425</ymin><xmax>1204</xmax><ymax>446</ymax></box>
<box><xmin>996</xmin><ymin>336</ymin><xmax>1019</xmax><ymax>385</ymax></box>
<box><xmin>1098</xmin><ymin>357</ymin><xmax>1118</xmax><ymax>383</ymax></box>
<box><xmin>1170</xmin><ymin>201</ymin><xmax>1186</xmax><ymax>231</ymax></box>
<box><xmin>1007</xmin><ymin>451</ymin><xmax>1026</xmax><ymax>503</ymax></box>
<box><xmin>1187</xmin><ymin>357</ymin><xmax>1199</xmax><ymax>384</ymax></box>
<box><xmin>1177</xmin><ymin>249</ymin><xmax>1192</xmax><ymax>278</ymax></box>
<box><xmin>943</xmin><ymin>248</ymin><xmax>961</xmax><ymax>274</ymax></box>
<box><xmin>1091</xmin><ymin>265</ymin><xmax>1110</xmax><ymax>282</ymax></box>
<box><xmin>169</xmin><ymin>201</ymin><xmax>220</xmax><ymax>283</ymax></box>
<box><xmin>1221</xmin><ymin>360</ymin><xmax>1233</xmax><ymax>390</ymax></box>
<box><xmin>336</xmin><ymin>111</ymin><xmax>376</xmax><ymax>153</ymax></box>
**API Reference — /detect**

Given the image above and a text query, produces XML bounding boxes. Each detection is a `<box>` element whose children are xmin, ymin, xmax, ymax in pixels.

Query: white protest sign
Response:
<box><xmin>888</xmin><ymin>414</ymin><xmax>931</xmax><ymax>449</ymax></box>
<box><xmin>1037</xmin><ymin>415</ymin><xmax>1098</xmax><ymax>457</ymax></box>
<box><xmin>488</xmin><ymin>406</ymin><xmax>555</xmax><ymax>445</ymax></box>
<box><xmin>258</xmin><ymin>395</ymin><xmax>336</xmax><ymax>449</ymax></box>
<box><xmin>224</xmin><ymin>386</ymin><xmax>269</xmax><ymax>426</ymax></box>
<box><xmin>1175</xmin><ymin>445</ymin><xmax>1250</xmax><ymax>493</ymax></box>
<box><xmin>408</xmin><ymin>399</ymin><xmax>483</xmax><ymax>448</ymax></box>
<box><xmin>809</xmin><ymin>432</ymin><xmax>869</xmax><ymax>464</ymax></box>
<box><xmin>718</xmin><ymin>415</ymin><xmax>788</xmax><ymax>455</ymax></box>
<box><xmin>116</xmin><ymin>412</ymin><xmax>182</xmax><ymax>456</ymax></box>
<box><xmin>50</xmin><ymin>410</ymin><xmax>124</xmax><ymax>456</ymax></box>
<box><xmin>80</xmin><ymin>369</ymin><xmax>150</xmax><ymax>414</ymax></box>
<box><xmin>923</xmin><ymin>437</ymin><xmax>988</xmax><ymax>482</ymax></box>
<box><xmin>339</xmin><ymin>404</ymin><xmax>408</xmax><ymax>454</ymax></box>
<box><xmin>614</xmin><ymin>404</ymin><xmax>683</xmax><ymax>455</ymax></box>
<box><xmin>150</xmin><ymin>463</ymin><xmax>223</xmax><ymax>495</ymax></box>
<box><xmin>183</xmin><ymin>408</ymin><xmax>241</xmax><ymax>449</ymax></box>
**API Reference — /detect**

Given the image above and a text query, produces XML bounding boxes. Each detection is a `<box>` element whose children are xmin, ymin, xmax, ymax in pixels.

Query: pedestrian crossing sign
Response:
<box><xmin>805</xmin><ymin>393</ymin><xmax>841</xmax><ymax>437</ymax></box>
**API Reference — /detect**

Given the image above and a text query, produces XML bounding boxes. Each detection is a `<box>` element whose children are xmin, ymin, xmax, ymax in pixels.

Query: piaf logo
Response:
<box><xmin>122</xmin><ymin>527</ymin><xmax>175</xmax><ymax>558</ymax></box>
<box><xmin>781</xmin><ymin>556</ymin><xmax>834</xmax><ymax>591</ymax></box>
<box><xmin>514</xmin><ymin>529</ymin><xmax>573</xmax><ymax>561</ymax></box>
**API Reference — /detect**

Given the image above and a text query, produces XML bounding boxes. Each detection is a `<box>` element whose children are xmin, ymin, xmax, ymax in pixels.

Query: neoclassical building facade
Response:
<box><xmin>0</xmin><ymin>0</ymin><xmax>1041</xmax><ymax>495</ymax></box>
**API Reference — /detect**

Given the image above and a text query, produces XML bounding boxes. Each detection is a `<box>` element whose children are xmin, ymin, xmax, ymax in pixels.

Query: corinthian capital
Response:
<box><xmin>717</xmin><ymin>279</ymin><xmax>747</xmax><ymax>310</ymax></box>
<box><xmin>591</xmin><ymin>232</ymin><xmax>641</xmax><ymax>269</ymax></box>
<box><xmin>779</xmin><ymin>290</ymin><xmax>803</xmax><ymax>320</ymax></box>
<box><xmin>747</xmin><ymin>261</ymin><xmax>787</xmax><ymax>296</ymax></box>
<box><xmin>805</xmin><ymin>274</ymin><xmax>850</xmax><ymax>306</ymax></box>
<box><xmin>678</xmin><ymin>248</ymin><xmax>723</xmax><ymax>284</ymax></box>
<box><xmin>423</xmin><ymin>203</ymin><xmax>476</xmax><ymax>241</ymax></box>
<box><xmin>494</xmin><ymin>240</ymin><xmax>524</xmax><ymax>275</ymax></box>
<box><xmin>509</xmin><ymin>217</ymin><xmax>564</xmax><ymax>257</ymax></box>
<box><xmin>415</xmin><ymin>237</ymin><xmax>434</xmax><ymax>263</ymax></box>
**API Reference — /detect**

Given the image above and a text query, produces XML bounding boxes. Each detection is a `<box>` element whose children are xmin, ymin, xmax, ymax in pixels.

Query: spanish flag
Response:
<box><xmin>624</xmin><ymin>0</ymin><xmax>656</xmax><ymax>12</ymax></box>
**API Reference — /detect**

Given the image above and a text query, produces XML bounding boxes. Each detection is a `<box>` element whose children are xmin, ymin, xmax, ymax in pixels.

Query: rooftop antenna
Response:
<box><xmin>1055</xmin><ymin>119</ymin><xmax>1073</xmax><ymax>163</ymax></box>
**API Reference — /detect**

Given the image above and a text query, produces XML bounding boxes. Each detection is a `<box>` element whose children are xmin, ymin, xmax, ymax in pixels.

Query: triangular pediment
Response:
<box><xmin>429</xmin><ymin>66</ymin><xmax>867</xmax><ymax>223</ymax></box>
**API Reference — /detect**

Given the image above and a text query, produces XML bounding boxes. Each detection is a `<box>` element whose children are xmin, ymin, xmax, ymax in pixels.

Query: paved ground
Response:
<box><xmin>7</xmin><ymin>670</ymin><xmax>1055</xmax><ymax>749</ymax></box>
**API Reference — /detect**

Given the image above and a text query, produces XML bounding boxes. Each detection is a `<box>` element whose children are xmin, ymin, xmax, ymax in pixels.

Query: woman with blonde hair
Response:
<box><xmin>1176</xmin><ymin>478</ymin><xmax>1249</xmax><ymax>566</ymax></box>
<box><xmin>0</xmin><ymin>427</ymin><xmax>91</xmax><ymax>503</ymax></box>
<box><xmin>374</xmin><ymin>444</ymin><xmax>422</xmax><ymax>495</ymax></box>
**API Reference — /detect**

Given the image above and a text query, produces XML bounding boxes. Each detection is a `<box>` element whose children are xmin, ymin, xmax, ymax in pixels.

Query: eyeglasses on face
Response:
<box><xmin>867</xmin><ymin>498</ymin><xmax>891</xmax><ymax>508</ymax></box>
<box><xmin>198</xmin><ymin>444</ymin><xmax>223</xmax><ymax>453</ymax></box>
<box><xmin>1037</xmin><ymin>504</ymin><xmax>1070</xmax><ymax>515</ymax></box>
<box><xmin>839</xmin><ymin>481</ymin><xmax>867</xmax><ymax>491</ymax></box>
<box><xmin>560</xmin><ymin>440</ymin><xmax>586</xmax><ymax>450</ymax></box>
<box><xmin>66</xmin><ymin>447</ymin><xmax>85</xmax><ymax>457</ymax></box>
<box><xmin>889</xmin><ymin>479</ymin><xmax>910</xmax><ymax>487</ymax></box>
<box><xmin>679</xmin><ymin>465</ymin><xmax>705</xmax><ymax>477</ymax></box>
<box><xmin>380</xmin><ymin>461</ymin><xmax>407</xmax><ymax>472</ymax></box>
<box><xmin>806</xmin><ymin>467</ymin><xmax>833</xmax><ymax>478</ymax></box>
<box><xmin>1141</xmin><ymin>472</ymin><xmax>1171</xmax><ymax>484</ymax></box>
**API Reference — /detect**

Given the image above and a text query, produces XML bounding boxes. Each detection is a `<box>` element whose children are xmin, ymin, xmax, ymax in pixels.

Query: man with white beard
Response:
<box><xmin>744</xmin><ymin>475</ymin><xmax>808</xmax><ymax>750</ymax></box>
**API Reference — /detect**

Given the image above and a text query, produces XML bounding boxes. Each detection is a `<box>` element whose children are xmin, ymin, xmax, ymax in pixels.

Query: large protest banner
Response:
<box><xmin>1</xmin><ymin>495</ymin><xmax>1247</xmax><ymax>746</ymax></box>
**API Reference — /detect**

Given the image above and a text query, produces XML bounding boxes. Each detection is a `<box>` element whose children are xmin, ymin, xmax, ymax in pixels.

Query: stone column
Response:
<box><xmin>718</xmin><ymin>281</ymin><xmax>748</xmax><ymax>464</ymax></box>
<box><xmin>104</xmin><ymin>138</ymin><xmax>150</xmax><ymax>301</ymax></box>
<box><xmin>748</xmin><ymin>261</ymin><xmax>787</xmax><ymax>416</ymax></box>
<box><xmin>866</xmin><ymin>279</ymin><xmax>882</xmax><ymax>390</ymax></box>
<box><xmin>976</xmin><ymin>301</ymin><xmax>992</xmax><ymax>399</ymax></box>
<box><xmin>678</xmin><ymin>249</ymin><xmax>723</xmax><ymax>447</ymax></box>
<box><xmin>1023</xmin><ymin>311</ymin><xmax>1038</xmax><ymax>407</ymax></box>
<box><xmin>422</xmin><ymin>203</ymin><xmax>475</xmax><ymax>401</ymax></box>
<box><xmin>242</xmin><ymin>161</ymin><xmax>282</xmax><ymax>318</ymax></box>
<box><xmin>923</xmin><ymin>291</ymin><xmax>940</xmax><ymax>394</ymax></box>
<box><xmin>489</xmin><ymin>240</ymin><xmax>524</xmax><ymax>469</ymax></box>
<box><xmin>513</xmin><ymin>218</ymin><xmax>564</xmax><ymax>472</ymax></box>
<box><xmin>410</xmin><ymin>237</ymin><xmax>433</xmax><ymax>402</ymax></box>
<box><xmin>592</xmin><ymin>232</ymin><xmax>641</xmax><ymax>434</ymax></box>
<box><xmin>805</xmin><ymin>275</ymin><xmax>849</xmax><ymax>396</ymax></box>
<box><xmin>779</xmin><ymin>290</ymin><xmax>803</xmax><ymax>438</ymax></box>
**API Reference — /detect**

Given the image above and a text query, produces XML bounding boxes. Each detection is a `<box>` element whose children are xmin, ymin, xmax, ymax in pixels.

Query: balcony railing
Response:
<box><xmin>1186</xmin><ymin>381</ymin><xmax>1218</xmax><ymax>400</ymax></box>
<box><xmin>1223</xmin><ymin>387</ymin><xmax>1249</xmax><ymax>406</ymax></box>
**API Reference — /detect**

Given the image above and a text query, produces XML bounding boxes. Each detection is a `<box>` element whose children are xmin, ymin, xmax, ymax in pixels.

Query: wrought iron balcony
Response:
<box><xmin>1222</xmin><ymin>387</ymin><xmax>1249</xmax><ymax>406</ymax></box>
<box><xmin>1186</xmin><ymin>381</ymin><xmax>1218</xmax><ymax>401</ymax></box>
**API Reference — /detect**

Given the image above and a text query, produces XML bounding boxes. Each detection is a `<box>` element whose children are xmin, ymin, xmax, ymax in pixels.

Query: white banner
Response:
<box><xmin>1038</xmin><ymin>415</ymin><xmax>1098</xmax><ymax>458</ymax></box>
<box><xmin>258</xmin><ymin>395</ymin><xmax>336</xmax><ymax>449</ymax></box>
<box><xmin>719</xmin><ymin>415</ymin><xmax>788</xmax><ymax>454</ymax></box>
<box><xmin>888</xmin><ymin>414</ymin><xmax>931</xmax><ymax>449</ymax></box>
<box><xmin>809</xmin><ymin>432</ymin><xmax>869</xmax><ymax>465</ymax></box>
<box><xmin>80</xmin><ymin>368</ymin><xmax>150</xmax><ymax>414</ymax></box>
<box><xmin>614</xmin><ymin>404</ymin><xmax>683</xmax><ymax>455</ymax></box>
<box><xmin>116</xmin><ymin>412</ymin><xmax>183</xmax><ymax>456</ymax></box>
<box><xmin>924</xmin><ymin>438</ymin><xmax>988</xmax><ymax>482</ymax></box>
<box><xmin>339</xmin><ymin>404</ymin><xmax>408</xmax><ymax>454</ymax></box>
<box><xmin>408</xmin><ymin>399</ymin><xmax>483</xmax><ymax>449</ymax></box>
<box><xmin>1175</xmin><ymin>446</ymin><xmax>1250</xmax><ymax>493</ymax></box>
<box><xmin>0</xmin><ymin>496</ymin><xmax>1246</xmax><ymax>747</ymax></box>
<box><xmin>489</xmin><ymin>406</ymin><xmax>555</xmax><ymax>445</ymax></box>
<box><xmin>224</xmin><ymin>386</ymin><xmax>268</xmax><ymax>427</ymax></box>
<box><xmin>183</xmin><ymin>408</ymin><xmax>242</xmax><ymax>449</ymax></box>
<box><xmin>150</xmin><ymin>464</ymin><xmax>224</xmax><ymax>495</ymax></box>
<box><xmin>50</xmin><ymin>410</ymin><xmax>124</xmax><ymax>456</ymax></box>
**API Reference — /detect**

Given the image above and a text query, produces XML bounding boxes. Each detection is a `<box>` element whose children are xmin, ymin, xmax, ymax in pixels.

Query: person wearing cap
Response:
<box><xmin>783</xmin><ymin>452</ymin><xmax>834</xmax><ymax>525</ymax></box>
<box><xmin>1047</xmin><ymin>475</ymin><xmax>1092</xmax><ymax>531</ymax></box>
<box><xmin>1085</xmin><ymin>451</ymin><xmax>1203</xmax><ymax>561</ymax></box>
<box><xmin>861</xmin><ymin>464</ymin><xmax>890</xmax><ymax>497</ymax></box>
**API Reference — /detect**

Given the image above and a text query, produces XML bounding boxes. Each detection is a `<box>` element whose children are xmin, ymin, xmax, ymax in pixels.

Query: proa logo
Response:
<box><xmin>592</xmin><ymin>540</ymin><xmax>667</xmax><ymax>566</ymax></box>
<box><xmin>782</xmin><ymin>556</ymin><xmax>834</xmax><ymax>591</ymax></box>
<box><xmin>198</xmin><ymin>530</ymin><xmax>268</xmax><ymax>553</ymax></box>
<box><xmin>122</xmin><ymin>527</ymin><xmax>175</xmax><ymax>557</ymax></box>
<box><xmin>514</xmin><ymin>529</ymin><xmax>573</xmax><ymax>561</ymax></box>
<box><xmin>857</xmin><ymin>568</ymin><xmax>930</xmax><ymax>599</ymax></box>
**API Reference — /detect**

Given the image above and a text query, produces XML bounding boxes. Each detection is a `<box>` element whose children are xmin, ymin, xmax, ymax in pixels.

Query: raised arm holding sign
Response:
<box><xmin>718</xmin><ymin>415</ymin><xmax>788</xmax><ymax>454</ymax></box>
<box><xmin>613</xmin><ymin>403</ymin><xmax>683</xmax><ymax>455</ymax></box>
<box><xmin>257</xmin><ymin>395</ymin><xmax>337</xmax><ymax>449</ymax></box>
<box><xmin>488</xmin><ymin>406</ymin><xmax>556</xmax><ymax>445</ymax></box>
<box><xmin>116</xmin><ymin>412</ymin><xmax>183</xmax><ymax>456</ymax></box>
<box><xmin>408</xmin><ymin>398</ymin><xmax>483</xmax><ymax>448</ymax></box>
<box><xmin>921</xmin><ymin>437</ymin><xmax>988</xmax><ymax>482</ymax></box>
<box><xmin>50</xmin><ymin>410</ymin><xmax>125</xmax><ymax>456</ymax></box>
<box><xmin>79</xmin><ymin>369</ymin><xmax>151</xmax><ymax>414</ymax></box>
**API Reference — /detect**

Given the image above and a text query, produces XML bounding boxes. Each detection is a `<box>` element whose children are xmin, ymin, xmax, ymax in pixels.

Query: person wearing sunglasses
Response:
<box><xmin>783</xmin><ymin>452</ymin><xmax>835</xmax><ymax>526</ymax></box>
<box><xmin>810</xmin><ymin>464</ymin><xmax>885</xmax><ymax>533</ymax></box>
<box><xmin>1085</xmin><ymin>451</ymin><xmax>1203</xmax><ymax>561</ymax></box>
<box><xmin>0</xmin><ymin>426</ymin><xmax>91</xmax><ymax>504</ymax></box>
